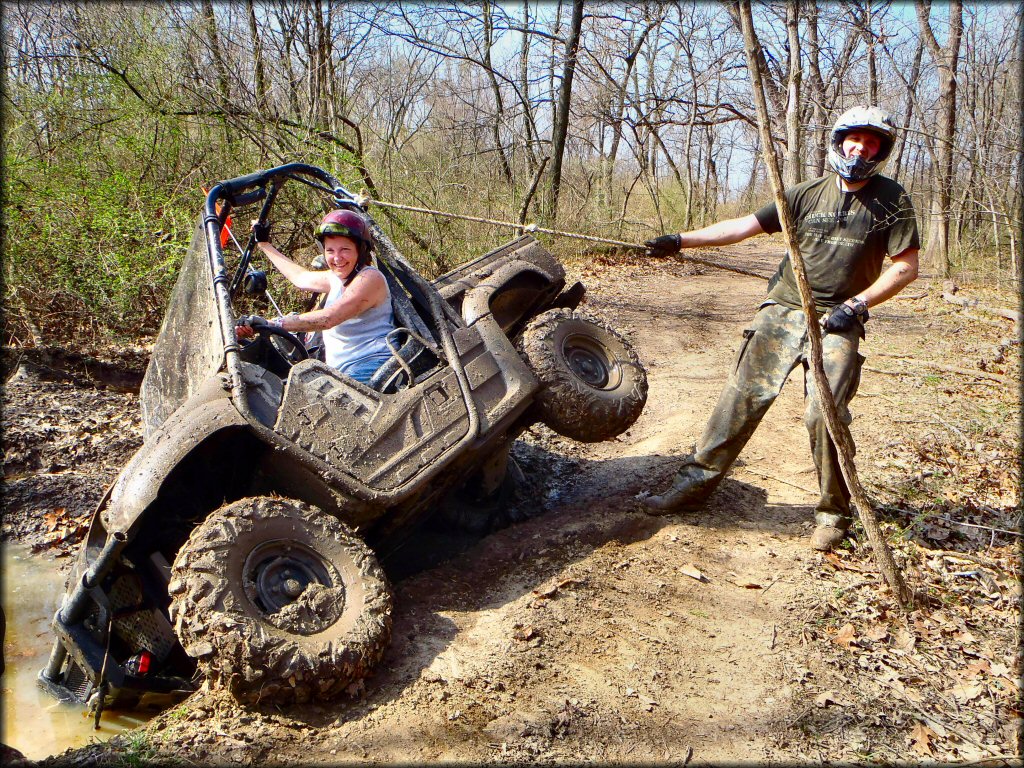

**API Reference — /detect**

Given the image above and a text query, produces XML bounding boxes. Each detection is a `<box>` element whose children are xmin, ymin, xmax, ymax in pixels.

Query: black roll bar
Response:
<box><xmin>202</xmin><ymin>163</ymin><xmax>480</xmax><ymax>504</ymax></box>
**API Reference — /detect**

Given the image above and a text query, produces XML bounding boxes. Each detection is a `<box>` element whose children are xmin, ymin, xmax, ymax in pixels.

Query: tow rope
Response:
<box><xmin>362</xmin><ymin>197</ymin><xmax>769</xmax><ymax>281</ymax></box>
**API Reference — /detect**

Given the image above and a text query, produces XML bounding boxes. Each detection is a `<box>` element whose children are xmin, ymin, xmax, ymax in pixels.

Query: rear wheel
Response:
<box><xmin>519</xmin><ymin>309</ymin><xmax>647</xmax><ymax>442</ymax></box>
<box><xmin>168</xmin><ymin>496</ymin><xmax>391</xmax><ymax>705</ymax></box>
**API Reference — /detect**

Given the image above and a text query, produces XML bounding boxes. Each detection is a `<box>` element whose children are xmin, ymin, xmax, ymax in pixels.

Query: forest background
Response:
<box><xmin>2</xmin><ymin>0</ymin><xmax>1021</xmax><ymax>346</ymax></box>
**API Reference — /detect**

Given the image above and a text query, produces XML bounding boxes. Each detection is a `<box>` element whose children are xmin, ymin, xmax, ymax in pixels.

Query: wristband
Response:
<box><xmin>847</xmin><ymin>297</ymin><xmax>869</xmax><ymax>319</ymax></box>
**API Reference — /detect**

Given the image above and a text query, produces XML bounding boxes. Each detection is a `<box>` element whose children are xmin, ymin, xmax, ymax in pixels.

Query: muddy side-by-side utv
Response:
<box><xmin>39</xmin><ymin>163</ymin><xmax>648</xmax><ymax>710</ymax></box>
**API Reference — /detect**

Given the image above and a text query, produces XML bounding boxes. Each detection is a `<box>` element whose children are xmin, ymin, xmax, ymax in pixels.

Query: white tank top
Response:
<box><xmin>321</xmin><ymin>267</ymin><xmax>395</xmax><ymax>369</ymax></box>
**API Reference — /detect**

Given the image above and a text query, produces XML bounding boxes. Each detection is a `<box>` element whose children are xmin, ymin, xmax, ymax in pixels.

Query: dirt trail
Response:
<box><xmin>3</xmin><ymin>244</ymin><xmax>1019</xmax><ymax>765</ymax></box>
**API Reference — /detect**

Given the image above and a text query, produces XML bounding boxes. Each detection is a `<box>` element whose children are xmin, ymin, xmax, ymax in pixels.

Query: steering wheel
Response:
<box><xmin>241</xmin><ymin>322</ymin><xmax>309</xmax><ymax>363</ymax></box>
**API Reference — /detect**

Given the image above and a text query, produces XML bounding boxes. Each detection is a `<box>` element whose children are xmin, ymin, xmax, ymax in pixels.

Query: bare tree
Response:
<box><xmin>916</xmin><ymin>0</ymin><xmax>963</xmax><ymax>277</ymax></box>
<box><xmin>546</xmin><ymin>0</ymin><xmax>585</xmax><ymax>218</ymax></box>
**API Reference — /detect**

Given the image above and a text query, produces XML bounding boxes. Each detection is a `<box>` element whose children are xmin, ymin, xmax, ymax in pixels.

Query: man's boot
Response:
<box><xmin>810</xmin><ymin>524</ymin><xmax>846</xmax><ymax>552</ymax></box>
<box><xmin>642</xmin><ymin>477</ymin><xmax>709</xmax><ymax>515</ymax></box>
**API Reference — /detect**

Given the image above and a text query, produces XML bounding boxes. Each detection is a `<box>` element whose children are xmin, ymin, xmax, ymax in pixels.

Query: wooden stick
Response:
<box><xmin>862</xmin><ymin>362</ymin><xmax>1009</xmax><ymax>383</ymax></box>
<box><xmin>737</xmin><ymin>0</ymin><xmax>914</xmax><ymax>609</ymax></box>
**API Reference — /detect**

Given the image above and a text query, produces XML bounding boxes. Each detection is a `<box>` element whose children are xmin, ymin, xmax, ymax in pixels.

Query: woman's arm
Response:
<box><xmin>278</xmin><ymin>269</ymin><xmax>389</xmax><ymax>334</ymax></box>
<box><xmin>255</xmin><ymin>241</ymin><xmax>331</xmax><ymax>294</ymax></box>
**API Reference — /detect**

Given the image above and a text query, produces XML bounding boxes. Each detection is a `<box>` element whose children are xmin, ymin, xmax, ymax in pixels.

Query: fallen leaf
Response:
<box><xmin>950</xmin><ymin>681</ymin><xmax>985</xmax><ymax>702</ymax></box>
<box><xmin>824</xmin><ymin>552</ymin><xmax>868</xmax><ymax>572</ymax></box>
<box><xmin>729</xmin><ymin>578</ymin><xmax>762</xmax><ymax>589</ymax></box>
<box><xmin>954</xmin><ymin>629</ymin><xmax>977</xmax><ymax>644</ymax></box>
<box><xmin>893</xmin><ymin>628</ymin><xmax>916</xmax><ymax>651</ymax></box>
<box><xmin>864</xmin><ymin>624</ymin><xmax>889</xmax><ymax>643</ymax></box>
<box><xmin>964</xmin><ymin>660</ymin><xmax>991</xmax><ymax>678</ymax></box>
<box><xmin>910</xmin><ymin>721</ymin><xmax>937</xmax><ymax>756</ymax></box>
<box><xmin>832</xmin><ymin>623</ymin><xmax>859</xmax><ymax>650</ymax></box>
<box><xmin>814</xmin><ymin>690</ymin><xmax>842</xmax><ymax>707</ymax></box>
<box><xmin>679</xmin><ymin>564</ymin><xmax>707</xmax><ymax>582</ymax></box>
<box><xmin>532</xmin><ymin>578</ymin><xmax>584</xmax><ymax>599</ymax></box>
<box><xmin>513</xmin><ymin>625</ymin><xmax>540</xmax><ymax>642</ymax></box>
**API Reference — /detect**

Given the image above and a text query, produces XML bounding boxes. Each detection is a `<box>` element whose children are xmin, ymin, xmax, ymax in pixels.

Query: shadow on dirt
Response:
<box><xmin>264</xmin><ymin>440</ymin><xmax>819</xmax><ymax>728</ymax></box>
<box><xmin>1</xmin><ymin>346</ymin><xmax>148</xmax><ymax>393</ymax></box>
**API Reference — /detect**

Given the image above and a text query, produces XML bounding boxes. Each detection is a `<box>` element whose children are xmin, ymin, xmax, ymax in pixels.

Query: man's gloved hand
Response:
<box><xmin>822</xmin><ymin>299</ymin><xmax>869</xmax><ymax>333</ymax></box>
<box><xmin>252</xmin><ymin>221</ymin><xmax>271</xmax><ymax>243</ymax></box>
<box><xmin>644</xmin><ymin>233</ymin><xmax>682</xmax><ymax>258</ymax></box>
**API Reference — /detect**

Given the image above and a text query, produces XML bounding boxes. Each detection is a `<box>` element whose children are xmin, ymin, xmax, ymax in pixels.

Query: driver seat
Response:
<box><xmin>367</xmin><ymin>262</ymin><xmax>443</xmax><ymax>393</ymax></box>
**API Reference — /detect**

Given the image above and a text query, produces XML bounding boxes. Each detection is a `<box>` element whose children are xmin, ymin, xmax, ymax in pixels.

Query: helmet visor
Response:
<box><xmin>316</xmin><ymin>222</ymin><xmax>361</xmax><ymax>241</ymax></box>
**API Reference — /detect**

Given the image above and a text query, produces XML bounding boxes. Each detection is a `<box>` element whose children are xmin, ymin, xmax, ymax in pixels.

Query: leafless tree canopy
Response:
<box><xmin>3</xmin><ymin>1</ymin><xmax>1020</xmax><ymax>341</ymax></box>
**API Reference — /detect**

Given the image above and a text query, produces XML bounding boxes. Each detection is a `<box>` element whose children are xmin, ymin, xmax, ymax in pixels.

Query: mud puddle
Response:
<box><xmin>1</xmin><ymin>543</ymin><xmax>153</xmax><ymax>761</ymax></box>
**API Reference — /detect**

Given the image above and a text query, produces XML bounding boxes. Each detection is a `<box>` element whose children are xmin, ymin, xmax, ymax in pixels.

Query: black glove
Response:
<box><xmin>644</xmin><ymin>234</ymin><xmax>682</xmax><ymax>258</ymax></box>
<box><xmin>236</xmin><ymin>314</ymin><xmax>270</xmax><ymax>331</ymax></box>
<box><xmin>252</xmin><ymin>221</ymin><xmax>271</xmax><ymax>243</ymax></box>
<box><xmin>822</xmin><ymin>299</ymin><xmax>869</xmax><ymax>333</ymax></box>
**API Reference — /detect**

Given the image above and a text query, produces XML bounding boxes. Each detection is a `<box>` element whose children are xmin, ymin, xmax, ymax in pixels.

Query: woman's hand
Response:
<box><xmin>235</xmin><ymin>314</ymin><xmax>281</xmax><ymax>339</ymax></box>
<box><xmin>252</xmin><ymin>221</ymin><xmax>271</xmax><ymax>243</ymax></box>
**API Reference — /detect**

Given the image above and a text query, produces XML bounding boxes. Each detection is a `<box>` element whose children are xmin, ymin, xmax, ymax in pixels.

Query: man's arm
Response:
<box><xmin>645</xmin><ymin>214</ymin><xmax>765</xmax><ymax>256</ymax></box>
<box><xmin>847</xmin><ymin>247</ymin><xmax>919</xmax><ymax>310</ymax></box>
<box><xmin>678</xmin><ymin>214</ymin><xmax>765</xmax><ymax>248</ymax></box>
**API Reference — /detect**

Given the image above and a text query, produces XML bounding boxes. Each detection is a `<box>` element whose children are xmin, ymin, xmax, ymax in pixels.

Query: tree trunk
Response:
<box><xmin>519</xmin><ymin>0</ymin><xmax>538</xmax><ymax>174</ymax></box>
<box><xmin>859</xmin><ymin>0</ymin><xmax>878</xmax><ymax>104</ymax></box>
<box><xmin>201</xmin><ymin>0</ymin><xmax>232</xmax><ymax>141</ymax></box>
<box><xmin>891</xmin><ymin>38</ymin><xmax>923</xmax><ymax>180</ymax></box>
<box><xmin>1015</xmin><ymin>12</ymin><xmax>1023</xmax><ymax>282</ymax></box>
<box><xmin>546</xmin><ymin>0</ymin><xmax>584</xmax><ymax>219</ymax></box>
<box><xmin>916</xmin><ymin>0</ymin><xmax>964</xmax><ymax>278</ymax></box>
<box><xmin>482</xmin><ymin>0</ymin><xmax>514</xmax><ymax>185</ymax></box>
<box><xmin>605</xmin><ymin>22</ymin><xmax>655</xmax><ymax>215</ymax></box>
<box><xmin>783</xmin><ymin>0</ymin><xmax>802</xmax><ymax>187</ymax></box>
<box><xmin>804</xmin><ymin>1</ymin><xmax>827</xmax><ymax>177</ymax></box>
<box><xmin>246</xmin><ymin>0</ymin><xmax>268</xmax><ymax>112</ymax></box>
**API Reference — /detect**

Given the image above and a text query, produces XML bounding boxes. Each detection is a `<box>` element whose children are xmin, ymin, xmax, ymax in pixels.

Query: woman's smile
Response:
<box><xmin>323</xmin><ymin>235</ymin><xmax>359</xmax><ymax>277</ymax></box>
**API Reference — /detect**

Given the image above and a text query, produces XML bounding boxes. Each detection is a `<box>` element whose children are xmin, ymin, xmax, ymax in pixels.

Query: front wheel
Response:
<box><xmin>519</xmin><ymin>309</ymin><xmax>648</xmax><ymax>442</ymax></box>
<box><xmin>168</xmin><ymin>497</ymin><xmax>391</xmax><ymax>705</ymax></box>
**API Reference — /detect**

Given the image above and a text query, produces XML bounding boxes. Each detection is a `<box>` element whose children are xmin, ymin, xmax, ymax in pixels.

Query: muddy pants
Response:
<box><xmin>670</xmin><ymin>302</ymin><xmax>863</xmax><ymax>529</ymax></box>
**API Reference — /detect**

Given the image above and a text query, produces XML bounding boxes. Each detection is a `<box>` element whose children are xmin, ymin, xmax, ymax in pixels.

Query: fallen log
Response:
<box><xmin>941</xmin><ymin>291</ymin><xmax>1021</xmax><ymax>327</ymax></box>
<box><xmin>863</xmin><ymin>362</ymin><xmax>1008</xmax><ymax>384</ymax></box>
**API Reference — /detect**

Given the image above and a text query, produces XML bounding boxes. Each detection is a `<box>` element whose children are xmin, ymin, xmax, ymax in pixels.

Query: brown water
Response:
<box><xmin>1</xmin><ymin>543</ymin><xmax>153</xmax><ymax>761</ymax></box>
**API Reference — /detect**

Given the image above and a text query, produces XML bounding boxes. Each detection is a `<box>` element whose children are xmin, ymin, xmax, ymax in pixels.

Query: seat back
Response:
<box><xmin>369</xmin><ymin>261</ymin><xmax>442</xmax><ymax>392</ymax></box>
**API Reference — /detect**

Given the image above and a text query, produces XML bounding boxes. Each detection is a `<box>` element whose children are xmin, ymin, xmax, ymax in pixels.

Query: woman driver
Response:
<box><xmin>237</xmin><ymin>209</ymin><xmax>396</xmax><ymax>384</ymax></box>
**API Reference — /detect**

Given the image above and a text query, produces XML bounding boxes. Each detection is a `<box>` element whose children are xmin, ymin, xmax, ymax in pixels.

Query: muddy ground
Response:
<box><xmin>3</xmin><ymin>243</ymin><xmax>1021</xmax><ymax>765</ymax></box>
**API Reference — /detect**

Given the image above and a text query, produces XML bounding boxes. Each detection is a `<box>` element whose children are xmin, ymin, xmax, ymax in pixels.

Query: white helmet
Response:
<box><xmin>827</xmin><ymin>105</ymin><xmax>898</xmax><ymax>181</ymax></box>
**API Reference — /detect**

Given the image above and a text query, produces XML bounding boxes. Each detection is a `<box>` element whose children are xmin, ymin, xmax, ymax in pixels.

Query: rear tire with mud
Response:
<box><xmin>519</xmin><ymin>309</ymin><xmax>647</xmax><ymax>442</ymax></box>
<box><xmin>168</xmin><ymin>496</ymin><xmax>391</xmax><ymax>705</ymax></box>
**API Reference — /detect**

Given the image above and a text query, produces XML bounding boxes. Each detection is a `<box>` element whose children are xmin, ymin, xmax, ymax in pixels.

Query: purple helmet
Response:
<box><xmin>314</xmin><ymin>209</ymin><xmax>373</xmax><ymax>249</ymax></box>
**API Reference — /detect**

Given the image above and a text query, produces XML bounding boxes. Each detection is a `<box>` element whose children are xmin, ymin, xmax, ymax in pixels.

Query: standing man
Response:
<box><xmin>641</xmin><ymin>106</ymin><xmax>920</xmax><ymax>552</ymax></box>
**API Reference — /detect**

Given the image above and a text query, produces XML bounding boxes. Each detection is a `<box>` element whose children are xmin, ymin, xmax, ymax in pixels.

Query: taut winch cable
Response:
<box><xmin>360</xmin><ymin>197</ymin><xmax>769</xmax><ymax>282</ymax></box>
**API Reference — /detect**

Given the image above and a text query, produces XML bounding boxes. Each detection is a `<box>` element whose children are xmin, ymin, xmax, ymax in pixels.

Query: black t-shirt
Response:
<box><xmin>754</xmin><ymin>174</ymin><xmax>920</xmax><ymax>313</ymax></box>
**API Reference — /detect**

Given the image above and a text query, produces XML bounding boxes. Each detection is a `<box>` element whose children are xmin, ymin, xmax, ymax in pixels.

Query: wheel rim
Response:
<box><xmin>562</xmin><ymin>333</ymin><xmax>619</xmax><ymax>390</ymax></box>
<box><xmin>243</xmin><ymin>540</ymin><xmax>345</xmax><ymax>635</ymax></box>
